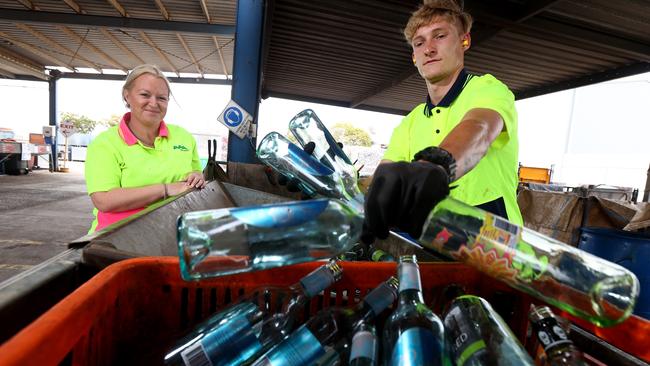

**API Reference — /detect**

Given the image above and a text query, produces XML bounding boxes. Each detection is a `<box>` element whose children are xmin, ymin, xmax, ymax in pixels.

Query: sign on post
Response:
<box><xmin>217</xmin><ymin>100</ymin><xmax>253</xmax><ymax>139</ymax></box>
<box><xmin>59</xmin><ymin>120</ymin><xmax>75</xmax><ymax>137</ymax></box>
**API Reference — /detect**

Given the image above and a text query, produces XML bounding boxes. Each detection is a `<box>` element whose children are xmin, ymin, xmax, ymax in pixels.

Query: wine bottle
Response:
<box><xmin>252</xmin><ymin>276</ymin><xmax>399</xmax><ymax>366</ymax></box>
<box><xmin>443</xmin><ymin>295</ymin><xmax>534</xmax><ymax>366</ymax></box>
<box><xmin>349</xmin><ymin>322</ymin><xmax>378</xmax><ymax>366</ymax></box>
<box><xmin>177</xmin><ymin>198</ymin><xmax>362</xmax><ymax>280</ymax></box>
<box><xmin>164</xmin><ymin>261</ymin><xmax>343</xmax><ymax>365</ymax></box>
<box><xmin>529</xmin><ymin>305</ymin><xmax>588</xmax><ymax>366</ymax></box>
<box><xmin>383</xmin><ymin>255</ymin><xmax>448</xmax><ymax>366</ymax></box>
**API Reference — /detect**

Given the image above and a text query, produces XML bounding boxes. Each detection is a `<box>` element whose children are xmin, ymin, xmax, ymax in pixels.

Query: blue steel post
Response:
<box><xmin>49</xmin><ymin>70</ymin><xmax>60</xmax><ymax>172</ymax></box>
<box><xmin>227</xmin><ymin>0</ymin><xmax>265</xmax><ymax>163</ymax></box>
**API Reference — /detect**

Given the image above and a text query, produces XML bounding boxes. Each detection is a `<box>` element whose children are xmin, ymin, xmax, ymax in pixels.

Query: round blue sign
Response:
<box><xmin>224</xmin><ymin>107</ymin><xmax>243</xmax><ymax>127</ymax></box>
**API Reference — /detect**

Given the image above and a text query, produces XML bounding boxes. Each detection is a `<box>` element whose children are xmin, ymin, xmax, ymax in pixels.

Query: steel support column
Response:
<box><xmin>227</xmin><ymin>0</ymin><xmax>265</xmax><ymax>163</ymax></box>
<box><xmin>49</xmin><ymin>69</ymin><xmax>60</xmax><ymax>172</ymax></box>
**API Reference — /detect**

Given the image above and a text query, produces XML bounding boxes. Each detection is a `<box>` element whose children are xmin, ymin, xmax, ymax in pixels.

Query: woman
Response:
<box><xmin>84</xmin><ymin>64</ymin><xmax>206</xmax><ymax>233</ymax></box>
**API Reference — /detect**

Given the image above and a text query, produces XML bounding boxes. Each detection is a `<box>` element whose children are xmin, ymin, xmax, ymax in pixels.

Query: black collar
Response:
<box><xmin>424</xmin><ymin>69</ymin><xmax>471</xmax><ymax>117</ymax></box>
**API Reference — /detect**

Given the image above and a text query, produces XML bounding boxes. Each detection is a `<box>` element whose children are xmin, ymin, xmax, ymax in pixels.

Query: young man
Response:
<box><xmin>362</xmin><ymin>0</ymin><xmax>523</xmax><ymax>243</ymax></box>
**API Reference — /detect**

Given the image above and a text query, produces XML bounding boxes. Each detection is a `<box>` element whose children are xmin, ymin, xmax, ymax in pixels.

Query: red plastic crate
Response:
<box><xmin>0</xmin><ymin>257</ymin><xmax>567</xmax><ymax>365</ymax></box>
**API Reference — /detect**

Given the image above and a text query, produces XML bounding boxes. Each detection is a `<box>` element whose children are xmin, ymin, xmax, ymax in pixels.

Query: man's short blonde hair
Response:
<box><xmin>403</xmin><ymin>0</ymin><xmax>473</xmax><ymax>43</ymax></box>
<box><xmin>122</xmin><ymin>64</ymin><xmax>171</xmax><ymax>107</ymax></box>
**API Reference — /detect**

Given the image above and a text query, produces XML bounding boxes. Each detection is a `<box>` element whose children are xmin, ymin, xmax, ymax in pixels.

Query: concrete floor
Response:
<box><xmin>0</xmin><ymin>162</ymin><xmax>93</xmax><ymax>282</ymax></box>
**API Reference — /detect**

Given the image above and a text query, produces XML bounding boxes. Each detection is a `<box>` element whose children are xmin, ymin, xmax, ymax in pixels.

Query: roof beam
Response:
<box><xmin>0</xmin><ymin>8</ymin><xmax>235</xmax><ymax>36</ymax></box>
<box><xmin>198</xmin><ymin>0</ymin><xmax>231</xmax><ymax>79</ymax></box>
<box><xmin>56</xmin><ymin>71</ymin><xmax>232</xmax><ymax>85</ymax></box>
<box><xmin>16</xmin><ymin>23</ymin><xmax>102</xmax><ymax>72</ymax></box>
<box><xmin>62</xmin><ymin>0</ymin><xmax>86</xmax><ymax>14</ymax></box>
<box><xmin>349</xmin><ymin>0</ymin><xmax>564</xmax><ymax>108</ymax></box>
<box><xmin>99</xmin><ymin>28</ymin><xmax>144</xmax><ymax>65</ymax></box>
<box><xmin>0</xmin><ymin>46</ymin><xmax>47</xmax><ymax>79</ymax></box>
<box><xmin>59</xmin><ymin>26</ymin><xmax>127</xmax><ymax>72</ymax></box>
<box><xmin>177</xmin><ymin>34</ymin><xmax>203</xmax><ymax>76</ymax></box>
<box><xmin>0</xmin><ymin>31</ymin><xmax>75</xmax><ymax>71</ymax></box>
<box><xmin>212</xmin><ymin>37</ymin><xmax>230</xmax><ymax>79</ymax></box>
<box><xmin>0</xmin><ymin>68</ymin><xmax>16</xmax><ymax>78</ymax></box>
<box><xmin>153</xmin><ymin>0</ymin><xmax>170</xmax><ymax>21</ymax></box>
<box><xmin>16</xmin><ymin>0</ymin><xmax>38</xmax><ymax>10</ymax></box>
<box><xmin>139</xmin><ymin>31</ymin><xmax>179</xmax><ymax>76</ymax></box>
<box><xmin>106</xmin><ymin>0</ymin><xmax>128</xmax><ymax>17</ymax></box>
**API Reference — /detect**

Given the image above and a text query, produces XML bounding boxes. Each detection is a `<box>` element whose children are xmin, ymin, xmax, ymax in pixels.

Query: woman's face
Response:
<box><xmin>124</xmin><ymin>73</ymin><xmax>169</xmax><ymax>126</ymax></box>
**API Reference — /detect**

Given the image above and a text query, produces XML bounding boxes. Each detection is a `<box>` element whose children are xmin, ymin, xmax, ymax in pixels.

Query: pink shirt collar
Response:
<box><xmin>118</xmin><ymin>112</ymin><xmax>169</xmax><ymax>146</ymax></box>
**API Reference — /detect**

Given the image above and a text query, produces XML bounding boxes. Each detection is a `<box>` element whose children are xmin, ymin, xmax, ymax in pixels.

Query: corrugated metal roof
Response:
<box><xmin>0</xmin><ymin>0</ymin><xmax>648</xmax><ymax>115</ymax></box>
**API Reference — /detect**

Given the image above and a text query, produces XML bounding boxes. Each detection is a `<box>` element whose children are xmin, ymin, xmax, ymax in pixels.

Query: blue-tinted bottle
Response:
<box><xmin>252</xmin><ymin>276</ymin><xmax>399</xmax><ymax>366</ymax></box>
<box><xmin>383</xmin><ymin>255</ymin><xmax>448</xmax><ymax>366</ymax></box>
<box><xmin>164</xmin><ymin>261</ymin><xmax>343</xmax><ymax>366</ymax></box>
<box><xmin>177</xmin><ymin>198</ymin><xmax>362</xmax><ymax>280</ymax></box>
<box><xmin>443</xmin><ymin>295</ymin><xmax>534</xmax><ymax>366</ymax></box>
<box><xmin>349</xmin><ymin>322</ymin><xmax>378</xmax><ymax>366</ymax></box>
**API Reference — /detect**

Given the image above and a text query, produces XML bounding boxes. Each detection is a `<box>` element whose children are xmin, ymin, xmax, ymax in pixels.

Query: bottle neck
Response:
<box><xmin>286</xmin><ymin>261</ymin><xmax>341</xmax><ymax>315</ymax></box>
<box><xmin>397</xmin><ymin>261</ymin><xmax>424</xmax><ymax>304</ymax></box>
<box><xmin>353</xmin><ymin>278</ymin><xmax>399</xmax><ymax>324</ymax></box>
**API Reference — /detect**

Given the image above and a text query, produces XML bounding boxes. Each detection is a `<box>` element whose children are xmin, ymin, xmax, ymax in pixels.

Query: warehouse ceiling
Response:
<box><xmin>0</xmin><ymin>0</ymin><xmax>649</xmax><ymax>115</ymax></box>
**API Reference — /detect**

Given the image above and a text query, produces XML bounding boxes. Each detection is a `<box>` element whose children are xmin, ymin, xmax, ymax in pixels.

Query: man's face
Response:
<box><xmin>411</xmin><ymin>18</ymin><xmax>468</xmax><ymax>84</ymax></box>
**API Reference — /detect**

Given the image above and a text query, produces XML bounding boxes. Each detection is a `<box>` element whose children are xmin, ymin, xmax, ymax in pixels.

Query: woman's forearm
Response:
<box><xmin>90</xmin><ymin>184</ymin><xmax>166</xmax><ymax>212</ymax></box>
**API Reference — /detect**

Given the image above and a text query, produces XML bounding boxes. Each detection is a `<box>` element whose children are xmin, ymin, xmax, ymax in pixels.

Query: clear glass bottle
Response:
<box><xmin>164</xmin><ymin>261</ymin><xmax>343</xmax><ymax>366</ymax></box>
<box><xmin>419</xmin><ymin>198</ymin><xmax>639</xmax><ymax>326</ymax></box>
<box><xmin>252</xmin><ymin>276</ymin><xmax>399</xmax><ymax>366</ymax></box>
<box><xmin>349</xmin><ymin>322</ymin><xmax>378</xmax><ymax>366</ymax></box>
<box><xmin>177</xmin><ymin>198</ymin><xmax>362</xmax><ymax>279</ymax></box>
<box><xmin>257</xmin><ymin>131</ymin><xmax>365</xmax><ymax>213</ymax></box>
<box><xmin>529</xmin><ymin>305</ymin><xmax>588</xmax><ymax>366</ymax></box>
<box><xmin>383</xmin><ymin>255</ymin><xmax>448</xmax><ymax>366</ymax></box>
<box><xmin>288</xmin><ymin>109</ymin><xmax>355</xmax><ymax>178</ymax></box>
<box><xmin>443</xmin><ymin>295</ymin><xmax>534</xmax><ymax>366</ymax></box>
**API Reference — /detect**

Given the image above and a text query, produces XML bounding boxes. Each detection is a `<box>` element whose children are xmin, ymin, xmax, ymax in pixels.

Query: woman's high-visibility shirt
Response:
<box><xmin>84</xmin><ymin>112</ymin><xmax>201</xmax><ymax>233</ymax></box>
<box><xmin>383</xmin><ymin>72</ymin><xmax>523</xmax><ymax>225</ymax></box>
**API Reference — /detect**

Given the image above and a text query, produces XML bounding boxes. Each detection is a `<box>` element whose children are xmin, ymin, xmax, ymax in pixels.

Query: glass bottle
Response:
<box><xmin>164</xmin><ymin>261</ymin><xmax>343</xmax><ymax>366</ymax></box>
<box><xmin>419</xmin><ymin>198</ymin><xmax>639</xmax><ymax>326</ymax></box>
<box><xmin>349</xmin><ymin>322</ymin><xmax>378</xmax><ymax>366</ymax></box>
<box><xmin>443</xmin><ymin>295</ymin><xmax>534</xmax><ymax>366</ymax></box>
<box><xmin>252</xmin><ymin>276</ymin><xmax>399</xmax><ymax>366</ymax></box>
<box><xmin>383</xmin><ymin>255</ymin><xmax>448</xmax><ymax>366</ymax></box>
<box><xmin>177</xmin><ymin>198</ymin><xmax>362</xmax><ymax>280</ymax></box>
<box><xmin>529</xmin><ymin>305</ymin><xmax>588</xmax><ymax>366</ymax></box>
<box><xmin>288</xmin><ymin>109</ymin><xmax>355</xmax><ymax>178</ymax></box>
<box><xmin>257</xmin><ymin>131</ymin><xmax>365</xmax><ymax>213</ymax></box>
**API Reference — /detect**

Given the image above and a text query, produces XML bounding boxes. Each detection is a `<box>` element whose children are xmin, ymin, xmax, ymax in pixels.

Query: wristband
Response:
<box><xmin>413</xmin><ymin>146</ymin><xmax>457</xmax><ymax>183</ymax></box>
<box><xmin>163</xmin><ymin>184</ymin><xmax>168</xmax><ymax>200</ymax></box>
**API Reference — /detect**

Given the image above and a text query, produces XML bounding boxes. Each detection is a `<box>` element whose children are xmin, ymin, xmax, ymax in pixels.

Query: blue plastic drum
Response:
<box><xmin>579</xmin><ymin>227</ymin><xmax>650</xmax><ymax>319</ymax></box>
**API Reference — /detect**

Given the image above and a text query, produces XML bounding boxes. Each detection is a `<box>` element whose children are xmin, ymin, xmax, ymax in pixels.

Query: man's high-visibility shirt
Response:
<box><xmin>85</xmin><ymin>112</ymin><xmax>201</xmax><ymax>233</ymax></box>
<box><xmin>383</xmin><ymin>70</ymin><xmax>523</xmax><ymax>225</ymax></box>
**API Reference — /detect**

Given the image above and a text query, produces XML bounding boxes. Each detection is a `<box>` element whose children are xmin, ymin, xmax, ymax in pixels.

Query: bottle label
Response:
<box><xmin>180</xmin><ymin>308</ymin><xmax>256</xmax><ymax>365</ymax></box>
<box><xmin>258</xmin><ymin>326</ymin><xmax>326</xmax><ymax>366</ymax></box>
<box><xmin>531</xmin><ymin>317</ymin><xmax>573</xmax><ymax>352</ymax></box>
<box><xmin>300</xmin><ymin>265</ymin><xmax>335</xmax><ymax>298</ymax></box>
<box><xmin>445</xmin><ymin>305</ymin><xmax>488</xmax><ymax>366</ymax></box>
<box><xmin>230</xmin><ymin>199</ymin><xmax>329</xmax><ymax>228</ymax></box>
<box><xmin>365</xmin><ymin>282</ymin><xmax>397</xmax><ymax>317</ymax></box>
<box><xmin>399</xmin><ymin>262</ymin><xmax>422</xmax><ymax>292</ymax></box>
<box><xmin>390</xmin><ymin>327</ymin><xmax>441</xmax><ymax>366</ymax></box>
<box><xmin>350</xmin><ymin>330</ymin><xmax>376</xmax><ymax>362</ymax></box>
<box><xmin>430</xmin><ymin>211</ymin><xmax>548</xmax><ymax>282</ymax></box>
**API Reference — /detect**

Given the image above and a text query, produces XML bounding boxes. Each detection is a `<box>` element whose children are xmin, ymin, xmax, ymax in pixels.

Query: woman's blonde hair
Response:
<box><xmin>403</xmin><ymin>0</ymin><xmax>473</xmax><ymax>43</ymax></box>
<box><xmin>122</xmin><ymin>64</ymin><xmax>171</xmax><ymax>107</ymax></box>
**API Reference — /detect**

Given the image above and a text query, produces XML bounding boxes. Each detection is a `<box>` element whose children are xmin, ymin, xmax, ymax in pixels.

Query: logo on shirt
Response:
<box><xmin>173</xmin><ymin>144</ymin><xmax>189</xmax><ymax>151</ymax></box>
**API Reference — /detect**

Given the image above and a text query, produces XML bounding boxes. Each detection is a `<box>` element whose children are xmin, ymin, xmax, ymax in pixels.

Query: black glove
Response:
<box><xmin>361</xmin><ymin>161</ymin><xmax>450</xmax><ymax>244</ymax></box>
<box><xmin>277</xmin><ymin>141</ymin><xmax>316</xmax><ymax>195</ymax></box>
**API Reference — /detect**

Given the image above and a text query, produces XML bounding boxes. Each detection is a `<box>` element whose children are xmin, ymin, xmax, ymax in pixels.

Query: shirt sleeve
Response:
<box><xmin>382</xmin><ymin>118</ymin><xmax>410</xmax><ymax>162</ymax></box>
<box><xmin>465</xmin><ymin>76</ymin><xmax>517</xmax><ymax>150</ymax></box>
<box><xmin>84</xmin><ymin>137</ymin><xmax>122</xmax><ymax>195</ymax></box>
<box><xmin>191</xmin><ymin>137</ymin><xmax>201</xmax><ymax>172</ymax></box>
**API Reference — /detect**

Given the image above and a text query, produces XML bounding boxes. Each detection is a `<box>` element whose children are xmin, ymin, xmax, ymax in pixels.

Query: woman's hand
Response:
<box><xmin>184</xmin><ymin>171</ymin><xmax>207</xmax><ymax>189</ymax></box>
